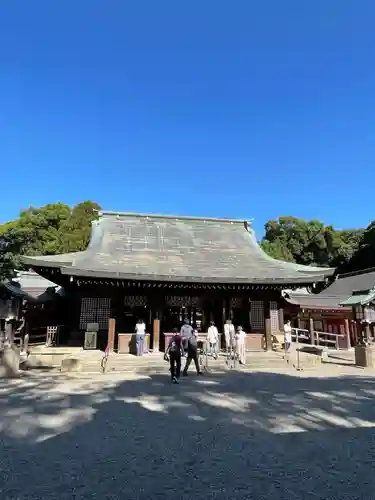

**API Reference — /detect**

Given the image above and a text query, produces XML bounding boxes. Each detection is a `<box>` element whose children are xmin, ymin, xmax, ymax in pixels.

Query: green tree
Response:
<box><xmin>0</xmin><ymin>201</ymin><xmax>101</xmax><ymax>279</ymax></box>
<box><xmin>56</xmin><ymin>201</ymin><xmax>101</xmax><ymax>253</ymax></box>
<box><xmin>339</xmin><ymin>221</ymin><xmax>375</xmax><ymax>273</ymax></box>
<box><xmin>261</xmin><ymin>216</ymin><xmax>364</xmax><ymax>268</ymax></box>
<box><xmin>0</xmin><ymin>233</ymin><xmax>19</xmax><ymax>280</ymax></box>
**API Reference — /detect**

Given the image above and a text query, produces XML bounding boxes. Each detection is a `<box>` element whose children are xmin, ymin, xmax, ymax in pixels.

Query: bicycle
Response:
<box><xmin>226</xmin><ymin>344</ymin><xmax>239</xmax><ymax>370</ymax></box>
<box><xmin>101</xmin><ymin>343</ymin><xmax>109</xmax><ymax>373</ymax></box>
<box><xmin>198</xmin><ymin>343</ymin><xmax>208</xmax><ymax>372</ymax></box>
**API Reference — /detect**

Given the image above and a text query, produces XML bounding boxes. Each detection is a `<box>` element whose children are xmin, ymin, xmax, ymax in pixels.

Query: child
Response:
<box><xmin>165</xmin><ymin>328</ymin><xmax>184</xmax><ymax>383</ymax></box>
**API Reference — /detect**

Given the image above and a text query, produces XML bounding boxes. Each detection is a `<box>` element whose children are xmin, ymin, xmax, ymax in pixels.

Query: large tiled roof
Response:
<box><xmin>284</xmin><ymin>268</ymin><xmax>375</xmax><ymax>310</ymax></box>
<box><xmin>22</xmin><ymin>212</ymin><xmax>335</xmax><ymax>285</ymax></box>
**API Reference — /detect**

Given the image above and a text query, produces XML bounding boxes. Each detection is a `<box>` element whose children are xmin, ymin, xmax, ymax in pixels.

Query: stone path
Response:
<box><xmin>1</xmin><ymin>365</ymin><xmax>375</xmax><ymax>499</ymax></box>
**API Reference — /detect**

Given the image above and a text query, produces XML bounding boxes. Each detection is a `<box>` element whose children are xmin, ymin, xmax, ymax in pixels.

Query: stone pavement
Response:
<box><xmin>1</xmin><ymin>364</ymin><xmax>375</xmax><ymax>499</ymax></box>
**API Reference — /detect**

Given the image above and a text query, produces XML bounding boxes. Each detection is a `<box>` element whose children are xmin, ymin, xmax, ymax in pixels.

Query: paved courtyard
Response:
<box><xmin>1</xmin><ymin>365</ymin><xmax>375</xmax><ymax>499</ymax></box>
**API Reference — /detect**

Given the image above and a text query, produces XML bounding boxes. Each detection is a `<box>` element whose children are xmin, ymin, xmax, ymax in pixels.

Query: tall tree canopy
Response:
<box><xmin>338</xmin><ymin>220</ymin><xmax>375</xmax><ymax>273</ymax></box>
<box><xmin>260</xmin><ymin>216</ymin><xmax>365</xmax><ymax>269</ymax></box>
<box><xmin>0</xmin><ymin>201</ymin><xmax>100</xmax><ymax>279</ymax></box>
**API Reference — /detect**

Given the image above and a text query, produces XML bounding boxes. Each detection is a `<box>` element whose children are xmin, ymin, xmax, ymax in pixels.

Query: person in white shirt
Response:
<box><xmin>207</xmin><ymin>321</ymin><xmax>219</xmax><ymax>359</ymax></box>
<box><xmin>224</xmin><ymin>319</ymin><xmax>235</xmax><ymax>353</ymax></box>
<box><xmin>135</xmin><ymin>319</ymin><xmax>146</xmax><ymax>356</ymax></box>
<box><xmin>235</xmin><ymin>326</ymin><xmax>246</xmax><ymax>365</ymax></box>
<box><xmin>180</xmin><ymin>319</ymin><xmax>193</xmax><ymax>355</ymax></box>
<box><xmin>284</xmin><ymin>320</ymin><xmax>292</xmax><ymax>360</ymax></box>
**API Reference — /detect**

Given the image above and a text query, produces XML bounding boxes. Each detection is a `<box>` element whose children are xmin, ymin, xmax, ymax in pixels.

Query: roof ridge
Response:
<box><xmin>99</xmin><ymin>210</ymin><xmax>253</xmax><ymax>225</ymax></box>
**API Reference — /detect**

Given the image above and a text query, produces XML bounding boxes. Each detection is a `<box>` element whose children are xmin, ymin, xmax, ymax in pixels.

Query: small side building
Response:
<box><xmin>283</xmin><ymin>268</ymin><xmax>375</xmax><ymax>346</ymax></box>
<box><xmin>0</xmin><ymin>270</ymin><xmax>63</xmax><ymax>342</ymax></box>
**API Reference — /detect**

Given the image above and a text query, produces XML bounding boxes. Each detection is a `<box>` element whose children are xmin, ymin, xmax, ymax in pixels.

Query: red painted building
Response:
<box><xmin>283</xmin><ymin>268</ymin><xmax>375</xmax><ymax>346</ymax></box>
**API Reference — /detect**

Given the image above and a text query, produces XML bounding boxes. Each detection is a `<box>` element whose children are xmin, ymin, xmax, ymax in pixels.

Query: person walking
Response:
<box><xmin>235</xmin><ymin>325</ymin><xmax>246</xmax><ymax>365</ymax></box>
<box><xmin>183</xmin><ymin>329</ymin><xmax>202</xmax><ymax>376</ymax></box>
<box><xmin>284</xmin><ymin>319</ymin><xmax>292</xmax><ymax>362</ymax></box>
<box><xmin>180</xmin><ymin>318</ymin><xmax>193</xmax><ymax>356</ymax></box>
<box><xmin>165</xmin><ymin>328</ymin><xmax>184</xmax><ymax>383</ymax></box>
<box><xmin>224</xmin><ymin>319</ymin><xmax>235</xmax><ymax>353</ymax></box>
<box><xmin>135</xmin><ymin>318</ymin><xmax>146</xmax><ymax>356</ymax></box>
<box><xmin>207</xmin><ymin>321</ymin><xmax>219</xmax><ymax>359</ymax></box>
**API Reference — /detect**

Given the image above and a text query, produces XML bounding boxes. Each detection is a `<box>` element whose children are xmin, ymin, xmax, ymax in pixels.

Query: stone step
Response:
<box><xmin>75</xmin><ymin>353</ymin><xmax>293</xmax><ymax>373</ymax></box>
<box><xmin>40</xmin><ymin>349</ymin><xmax>325</xmax><ymax>374</ymax></box>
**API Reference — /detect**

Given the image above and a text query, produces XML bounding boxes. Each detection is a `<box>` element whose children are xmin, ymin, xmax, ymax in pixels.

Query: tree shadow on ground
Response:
<box><xmin>1</xmin><ymin>369</ymin><xmax>375</xmax><ymax>499</ymax></box>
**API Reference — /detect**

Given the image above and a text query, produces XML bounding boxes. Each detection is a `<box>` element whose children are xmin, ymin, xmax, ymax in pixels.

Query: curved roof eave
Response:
<box><xmin>21</xmin><ymin>252</ymin><xmax>83</xmax><ymax>268</ymax></box>
<box><xmin>59</xmin><ymin>265</ymin><xmax>328</xmax><ymax>285</ymax></box>
<box><xmin>244</xmin><ymin>229</ymin><xmax>336</xmax><ymax>278</ymax></box>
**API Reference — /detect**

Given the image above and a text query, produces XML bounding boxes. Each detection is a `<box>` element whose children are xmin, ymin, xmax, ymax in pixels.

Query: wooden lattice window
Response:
<box><xmin>80</xmin><ymin>297</ymin><xmax>111</xmax><ymax>330</ymax></box>
<box><xmin>269</xmin><ymin>301</ymin><xmax>279</xmax><ymax>331</ymax></box>
<box><xmin>124</xmin><ymin>296</ymin><xmax>147</xmax><ymax>307</ymax></box>
<box><xmin>250</xmin><ymin>300</ymin><xmax>264</xmax><ymax>330</ymax></box>
<box><xmin>166</xmin><ymin>296</ymin><xmax>199</xmax><ymax>307</ymax></box>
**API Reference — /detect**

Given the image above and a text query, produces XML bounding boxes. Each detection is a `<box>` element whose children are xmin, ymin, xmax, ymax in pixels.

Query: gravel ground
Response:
<box><xmin>1</xmin><ymin>366</ymin><xmax>375</xmax><ymax>499</ymax></box>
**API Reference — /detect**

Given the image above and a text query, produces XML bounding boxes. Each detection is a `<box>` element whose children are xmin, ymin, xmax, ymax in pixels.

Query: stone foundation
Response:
<box><xmin>355</xmin><ymin>345</ymin><xmax>375</xmax><ymax>368</ymax></box>
<box><xmin>0</xmin><ymin>347</ymin><xmax>20</xmax><ymax>378</ymax></box>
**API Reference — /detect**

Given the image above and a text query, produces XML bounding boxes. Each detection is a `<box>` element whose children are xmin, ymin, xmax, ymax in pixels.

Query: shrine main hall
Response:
<box><xmin>22</xmin><ymin>211</ymin><xmax>334</xmax><ymax>351</ymax></box>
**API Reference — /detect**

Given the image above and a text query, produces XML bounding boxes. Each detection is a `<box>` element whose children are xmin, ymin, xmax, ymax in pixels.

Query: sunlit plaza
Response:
<box><xmin>1</xmin><ymin>364</ymin><xmax>375</xmax><ymax>499</ymax></box>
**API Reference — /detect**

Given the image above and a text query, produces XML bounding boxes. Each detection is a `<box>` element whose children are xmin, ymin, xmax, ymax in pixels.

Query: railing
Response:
<box><xmin>291</xmin><ymin>328</ymin><xmax>348</xmax><ymax>350</ymax></box>
<box><xmin>291</xmin><ymin>328</ymin><xmax>310</xmax><ymax>344</ymax></box>
<box><xmin>0</xmin><ymin>326</ymin><xmax>60</xmax><ymax>353</ymax></box>
<box><xmin>312</xmin><ymin>329</ymin><xmax>346</xmax><ymax>350</ymax></box>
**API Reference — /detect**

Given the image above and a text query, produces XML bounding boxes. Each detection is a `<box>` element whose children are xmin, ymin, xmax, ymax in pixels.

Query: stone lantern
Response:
<box><xmin>341</xmin><ymin>288</ymin><xmax>375</xmax><ymax>367</ymax></box>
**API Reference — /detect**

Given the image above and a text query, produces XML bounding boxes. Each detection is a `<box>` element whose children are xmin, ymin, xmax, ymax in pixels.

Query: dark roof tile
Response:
<box><xmin>22</xmin><ymin>212</ymin><xmax>335</xmax><ymax>285</ymax></box>
<box><xmin>285</xmin><ymin>268</ymin><xmax>375</xmax><ymax>309</ymax></box>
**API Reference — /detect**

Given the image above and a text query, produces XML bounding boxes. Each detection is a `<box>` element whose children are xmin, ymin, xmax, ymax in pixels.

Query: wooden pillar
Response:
<box><xmin>309</xmin><ymin>317</ymin><xmax>315</xmax><ymax>345</ymax></box>
<box><xmin>265</xmin><ymin>301</ymin><xmax>272</xmax><ymax>351</ymax></box>
<box><xmin>153</xmin><ymin>318</ymin><xmax>160</xmax><ymax>353</ymax></box>
<box><xmin>108</xmin><ymin>318</ymin><xmax>116</xmax><ymax>352</ymax></box>
<box><xmin>352</xmin><ymin>320</ymin><xmax>358</xmax><ymax>345</ymax></box>
<box><xmin>365</xmin><ymin>323</ymin><xmax>371</xmax><ymax>342</ymax></box>
<box><xmin>297</xmin><ymin>316</ymin><xmax>302</xmax><ymax>330</ymax></box>
<box><xmin>344</xmin><ymin>319</ymin><xmax>351</xmax><ymax>349</ymax></box>
<box><xmin>278</xmin><ymin>307</ymin><xmax>284</xmax><ymax>332</ymax></box>
<box><xmin>222</xmin><ymin>300</ymin><xmax>226</xmax><ymax>330</ymax></box>
<box><xmin>265</xmin><ymin>318</ymin><xmax>272</xmax><ymax>351</ymax></box>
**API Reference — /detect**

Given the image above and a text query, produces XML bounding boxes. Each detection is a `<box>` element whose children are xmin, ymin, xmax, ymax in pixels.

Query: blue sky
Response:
<box><xmin>1</xmin><ymin>1</ymin><xmax>374</xmax><ymax>237</ymax></box>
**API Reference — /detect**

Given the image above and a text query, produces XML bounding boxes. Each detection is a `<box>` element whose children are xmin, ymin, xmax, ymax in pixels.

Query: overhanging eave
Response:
<box><xmin>59</xmin><ymin>265</ymin><xmax>329</xmax><ymax>285</ymax></box>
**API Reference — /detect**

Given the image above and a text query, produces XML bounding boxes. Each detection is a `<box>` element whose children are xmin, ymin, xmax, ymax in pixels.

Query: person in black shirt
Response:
<box><xmin>183</xmin><ymin>329</ymin><xmax>202</xmax><ymax>376</ymax></box>
<box><xmin>165</xmin><ymin>328</ymin><xmax>184</xmax><ymax>383</ymax></box>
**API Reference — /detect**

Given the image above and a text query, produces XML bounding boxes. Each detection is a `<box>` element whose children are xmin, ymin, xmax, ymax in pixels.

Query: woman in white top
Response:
<box><xmin>235</xmin><ymin>326</ymin><xmax>246</xmax><ymax>365</ymax></box>
<box><xmin>284</xmin><ymin>320</ymin><xmax>292</xmax><ymax>359</ymax></box>
<box><xmin>207</xmin><ymin>321</ymin><xmax>219</xmax><ymax>359</ymax></box>
<box><xmin>224</xmin><ymin>319</ymin><xmax>235</xmax><ymax>353</ymax></box>
<box><xmin>135</xmin><ymin>319</ymin><xmax>146</xmax><ymax>356</ymax></box>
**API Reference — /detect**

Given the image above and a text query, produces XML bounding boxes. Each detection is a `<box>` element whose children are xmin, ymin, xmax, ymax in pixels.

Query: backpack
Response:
<box><xmin>169</xmin><ymin>336</ymin><xmax>181</xmax><ymax>355</ymax></box>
